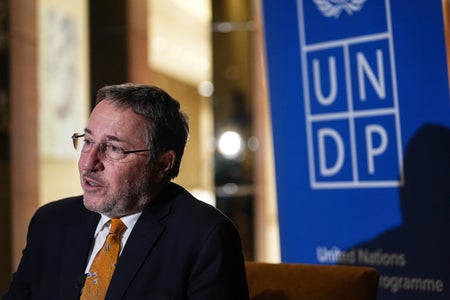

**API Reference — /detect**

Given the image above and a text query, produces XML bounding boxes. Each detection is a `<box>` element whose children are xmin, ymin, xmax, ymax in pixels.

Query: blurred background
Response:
<box><xmin>1</xmin><ymin>0</ymin><xmax>450</xmax><ymax>295</ymax></box>
<box><xmin>0</xmin><ymin>0</ymin><xmax>281</xmax><ymax>292</ymax></box>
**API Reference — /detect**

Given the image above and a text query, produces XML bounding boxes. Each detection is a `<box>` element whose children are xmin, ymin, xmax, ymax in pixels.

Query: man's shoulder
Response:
<box><xmin>161</xmin><ymin>183</ymin><xmax>232</xmax><ymax>226</ymax></box>
<box><xmin>38</xmin><ymin>195</ymin><xmax>84</xmax><ymax>209</ymax></box>
<box><xmin>34</xmin><ymin>195</ymin><xmax>91</xmax><ymax>221</ymax></box>
<box><xmin>165</xmin><ymin>183</ymin><xmax>218</xmax><ymax>209</ymax></box>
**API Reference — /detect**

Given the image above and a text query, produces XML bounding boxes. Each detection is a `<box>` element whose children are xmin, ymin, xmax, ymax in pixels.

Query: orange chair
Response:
<box><xmin>245</xmin><ymin>261</ymin><xmax>379</xmax><ymax>300</ymax></box>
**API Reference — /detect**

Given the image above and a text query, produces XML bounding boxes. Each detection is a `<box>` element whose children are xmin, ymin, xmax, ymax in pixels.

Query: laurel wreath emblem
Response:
<box><xmin>312</xmin><ymin>0</ymin><xmax>367</xmax><ymax>18</ymax></box>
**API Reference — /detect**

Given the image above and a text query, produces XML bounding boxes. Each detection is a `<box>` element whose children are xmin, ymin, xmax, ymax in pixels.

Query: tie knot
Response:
<box><xmin>109</xmin><ymin>218</ymin><xmax>126</xmax><ymax>235</ymax></box>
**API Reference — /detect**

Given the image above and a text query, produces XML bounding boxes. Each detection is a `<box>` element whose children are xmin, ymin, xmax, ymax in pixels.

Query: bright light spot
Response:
<box><xmin>218</xmin><ymin>131</ymin><xmax>242</xmax><ymax>158</ymax></box>
<box><xmin>222</xmin><ymin>183</ymin><xmax>239</xmax><ymax>195</ymax></box>
<box><xmin>198</xmin><ymin>81</ymin><xmax>214</xmax><ymax>97</ymax></box>
<box><xmin>216</xmin><ymin>22</ymin><xmax>233</xmax><ymax>32</ymax></box>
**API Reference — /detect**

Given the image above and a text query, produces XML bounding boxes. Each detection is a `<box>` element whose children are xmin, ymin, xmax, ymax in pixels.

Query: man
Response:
<box><xmin>4</xmin><ymin>83</ymin><xmax>249</xmax><ymax>299</ymax></box>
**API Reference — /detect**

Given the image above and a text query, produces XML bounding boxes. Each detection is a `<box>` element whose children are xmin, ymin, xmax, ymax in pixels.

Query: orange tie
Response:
<box><xmin>81</xmin><ymin>218</ymin><xmax>126</xmax><ymax>300</ymax></box>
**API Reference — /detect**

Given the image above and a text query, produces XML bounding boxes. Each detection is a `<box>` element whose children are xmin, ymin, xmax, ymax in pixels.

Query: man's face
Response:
<box><xmin>78</xmin><ymin>100</ymin><xmax>155</xmax><ymax>217</ymax></box>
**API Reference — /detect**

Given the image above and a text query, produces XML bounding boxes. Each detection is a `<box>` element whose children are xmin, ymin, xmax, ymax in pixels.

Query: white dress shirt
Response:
<box><xmin>84</xmin><ymin>212</ymin><xmax>142</xmax><ymax>273</ymax></box>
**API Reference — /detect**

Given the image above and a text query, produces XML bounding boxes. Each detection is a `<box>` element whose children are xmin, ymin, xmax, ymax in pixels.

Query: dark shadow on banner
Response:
<box><xmin>338</xmin><ymin>123</ymin><xmax>450</xmax><ymax>300</ymax></box>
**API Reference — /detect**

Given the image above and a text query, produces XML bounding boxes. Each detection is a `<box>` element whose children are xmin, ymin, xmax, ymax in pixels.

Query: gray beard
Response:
<box><xmin>84</xmin><ymin>172</ymin><xmax>153</xmax><ymax>218</ymax></box>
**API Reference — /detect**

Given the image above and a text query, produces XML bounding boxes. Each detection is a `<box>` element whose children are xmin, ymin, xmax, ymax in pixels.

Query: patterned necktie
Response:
<box><xmin>81</xmin><ymin>218</ymin><xmax>126</xmax><ymax>300</ymax></box>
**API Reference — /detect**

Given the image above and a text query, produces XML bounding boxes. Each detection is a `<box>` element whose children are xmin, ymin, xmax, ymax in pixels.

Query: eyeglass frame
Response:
<box><xmin>71</xmin><ymin>133</ymin><xmax>150</xmax><ymax>160</ymax></box>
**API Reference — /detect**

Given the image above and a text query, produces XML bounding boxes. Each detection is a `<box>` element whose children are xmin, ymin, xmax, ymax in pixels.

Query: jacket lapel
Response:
<box><xmin>59</xmin><ymin>211</ymin><xmax>100</xmax><ymax>299</ymax></box>
<box><xmin>106</xmin><ymin>192</ymin><xmax>172</xmax><ymax>300</ymax></box>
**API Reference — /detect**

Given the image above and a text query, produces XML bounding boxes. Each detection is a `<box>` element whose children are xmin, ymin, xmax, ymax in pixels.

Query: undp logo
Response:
<box><xmin>313</xmin><ymin>0</ymin><xmax>367</xmax><ymax>18</ymax></box>
<box><xmin>299</xmin><ymin>0</ymin><xmax>403</xmax><ymax>189</ymax></box>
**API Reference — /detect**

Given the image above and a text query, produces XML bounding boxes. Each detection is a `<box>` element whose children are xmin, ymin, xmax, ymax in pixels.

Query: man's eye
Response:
<box><xmin>83</xmin><ymin>139</ymin><xmax>94</xmax><ymax>146</ymax></box>
<box><xmin>107</xmin><ymin>144</ymin><xmax>123</xmax><ymax>153</ymax></box>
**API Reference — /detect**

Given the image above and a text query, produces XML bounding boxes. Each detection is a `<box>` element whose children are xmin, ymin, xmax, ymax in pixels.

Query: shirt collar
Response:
<box><xmin>94</xmin><ymin>212</ymin><xmax>143</xmax><ymax>237</ymax></box>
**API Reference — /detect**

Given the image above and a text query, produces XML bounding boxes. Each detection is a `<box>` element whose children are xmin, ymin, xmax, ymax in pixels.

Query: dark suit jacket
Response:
<box><xmin>4</xmin><ymin>183</ymin><xmax>249</xmax><ymax>300</ymax></box>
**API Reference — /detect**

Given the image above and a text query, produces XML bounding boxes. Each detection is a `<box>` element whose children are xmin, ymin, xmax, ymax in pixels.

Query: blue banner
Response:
<box><xmin>262</xmin><ymin>0</ymin><xmax>450</xmax><ymax>299</ymax></box>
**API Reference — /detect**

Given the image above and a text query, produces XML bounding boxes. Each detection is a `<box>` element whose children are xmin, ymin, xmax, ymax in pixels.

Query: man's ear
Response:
<box><xmin>156</xmin><ymin>150</ymin><xmax>176</xmax><ymax>179</ymax></box>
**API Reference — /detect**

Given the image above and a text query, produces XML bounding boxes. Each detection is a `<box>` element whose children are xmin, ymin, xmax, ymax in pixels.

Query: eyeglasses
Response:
<box><xmin>71</xmin><ymin>133</ymin><xmax>150</xmax><ymax>161</ymax></box>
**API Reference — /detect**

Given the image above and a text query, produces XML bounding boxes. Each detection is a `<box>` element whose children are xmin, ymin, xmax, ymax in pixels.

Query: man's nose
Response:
<box><xmin>80</xmin><ymin>143</ymin><xmax>104</xmax><ymax>171</ymax></box>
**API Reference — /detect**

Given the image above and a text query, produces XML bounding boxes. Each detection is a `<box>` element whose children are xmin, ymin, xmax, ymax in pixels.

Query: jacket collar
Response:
<box><xmin>105</xmin><ymin>183</ymin><xmax>181</xmax><ymax>299</ymax></box>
